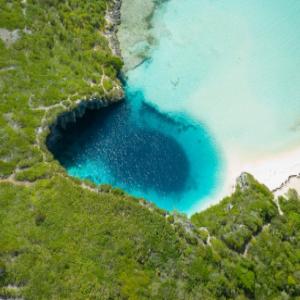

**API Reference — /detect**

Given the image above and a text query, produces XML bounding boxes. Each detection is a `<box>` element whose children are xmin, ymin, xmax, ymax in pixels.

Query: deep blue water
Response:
<box><xmin>49</xmin><ymin>88</ymin><xmax>221</xmax><ymax>213</ymax></box>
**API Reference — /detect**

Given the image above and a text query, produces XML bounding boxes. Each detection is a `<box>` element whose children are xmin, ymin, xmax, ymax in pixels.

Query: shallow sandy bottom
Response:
<box><xmin>115</xmin><ymin>0</ymin><xmax>300</xmax><ymax>214</ymax></box>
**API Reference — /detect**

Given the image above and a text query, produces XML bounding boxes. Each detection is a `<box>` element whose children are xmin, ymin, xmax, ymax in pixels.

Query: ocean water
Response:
<box><xmin>124</xmin><ymin>0</ymin><xmax>300</xmax><ymax>155</ymax></box>
<box><xmin>49</xmin><ymin>0</ymin><xmax>300</xmax><ymax>213</ymax></box>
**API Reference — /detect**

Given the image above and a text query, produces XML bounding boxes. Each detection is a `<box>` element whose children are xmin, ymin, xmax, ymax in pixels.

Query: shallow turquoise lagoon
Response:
<box><xmin>125</xmin><ymin>0</ymin><xmax>300</xmax><ymax>154</ymax></box>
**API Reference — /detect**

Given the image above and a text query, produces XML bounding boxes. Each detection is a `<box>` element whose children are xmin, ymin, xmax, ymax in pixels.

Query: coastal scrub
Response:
<box><xmin>0</xmin><ymin>0</ymin><xmax>299</xmax><ymax>299</ymax></box>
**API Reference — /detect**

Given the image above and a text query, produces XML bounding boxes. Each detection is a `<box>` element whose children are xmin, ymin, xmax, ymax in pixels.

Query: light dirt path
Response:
<box><xmin>243</xmin><ymin>223</ymin><xmax>270</xmax><ymax>257</ymax></box>
<box><xmin>0</xmin><ymin>174</ymin><xmax>33</xmax><ymax>187</ymax></box>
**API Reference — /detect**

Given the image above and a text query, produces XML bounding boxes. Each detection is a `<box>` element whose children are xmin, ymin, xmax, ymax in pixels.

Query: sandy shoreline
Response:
<box><xmin>192</xmin><ymin>145</ymin><xmax>300</xmax><ymax>214</ymax></box>
<box><xmin>242</xmin><ymin>146</ymin><xmax>300</xmax><ymax>193</ymax></box>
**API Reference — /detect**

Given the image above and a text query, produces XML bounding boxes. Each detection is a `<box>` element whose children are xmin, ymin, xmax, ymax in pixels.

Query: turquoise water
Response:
<box><xmin>125</xmin><ymin>0</ymin><xmax>300</xmax><ymax>154</ymax></box>
<box><xmin>49</xmin><ymin>0</ymin><xmax>300</xmax><ymax>213</ymax></box>
<box><xmin>49</xmin><ymin>89</ymin><xmax>221</xmax><ymax>213</ymax></box>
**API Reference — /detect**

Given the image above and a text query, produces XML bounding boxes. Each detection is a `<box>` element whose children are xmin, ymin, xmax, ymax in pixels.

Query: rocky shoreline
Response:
<box><xmin>104</xmin><ymin>0</ymin><xmax>123</xmax><ymax>58</ymax></box>
<box><xmin>46</xmin><ymin>1</ymin><xmax>125</xmax><ymax>152</ymax></box>
<box><xmin>116</xmin><ymin>0</ymin><xmax>160</xmax><ymax>71</ymax></box>
<box><xmin>46</xmin><ymin>98</ymin><xmax>120</xmax><ymax>150</ymax></box>
<box><xmin>273</xmin><ymin>173</ymin><xmax>300</xmax><ymax>195</ymax></box>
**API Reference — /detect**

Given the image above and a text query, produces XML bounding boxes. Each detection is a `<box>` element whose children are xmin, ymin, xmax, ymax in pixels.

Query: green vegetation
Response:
<box><xmin>0</xmin><ymin>0</ymin><xmax>123</xmax><ymax>175</ymax></box>
<box><xmin>192</xmin><ymin>174</ymin><xmax>278</xmax><ymax>253</ymax></box>
<box><xmin>1</xmin><ymin>1</ymin><xmax>300</xmax><ymax>299</ymax></box>
<box><xmin>1</xmin><ymin>172</ymin><xmax>300</xmax><ymax>299</ymax></box>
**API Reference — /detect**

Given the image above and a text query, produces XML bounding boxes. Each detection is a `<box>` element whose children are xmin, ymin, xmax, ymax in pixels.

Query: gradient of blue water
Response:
<box><xmin>126</xmin><ymin>0</ymin><xmax>300</xmax><ymax>154</ymax></box>
<box><xmin>51</xmin><ymin>88</ymin><xmax>221</xmax><ymax>213</ymax></box>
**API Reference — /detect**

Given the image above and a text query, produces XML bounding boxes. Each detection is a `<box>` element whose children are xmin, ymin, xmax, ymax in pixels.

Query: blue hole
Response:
<box><xmin>48</xmin><ymin>90</ymin><xmax>221</xmax><ymax>213</ymax></box>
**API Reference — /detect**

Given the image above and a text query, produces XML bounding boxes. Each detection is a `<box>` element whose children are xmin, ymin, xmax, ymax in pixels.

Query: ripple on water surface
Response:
<box><xmin>49</xmin><ymin>90</ymin><xmax>221</xmax><ymax>213</ymax></box>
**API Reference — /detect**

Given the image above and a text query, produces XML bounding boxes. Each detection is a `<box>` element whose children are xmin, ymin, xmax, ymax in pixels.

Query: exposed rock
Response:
<box><xmin>236</xmin><ymin>172</ymin><xmax>251</xmax><ymax>191</ymax></box>
<box><xmin>46</xmin><ymin>97</ymin><xmax>123</xmax><ymax>149</ymax></box>
<box><xmin>104</xmin><ymin>0</ymin><xmax>122</xmax><ymax>57</ymax></box>
<box><xmin>0</xmin><ymin>28</ymin><xmax>20</xmax><ymax>46</ymax></box>
<box><xmin>0</xmin><ymin>27</ymin><xmax>32</xmax><ymax>47</ymax></box>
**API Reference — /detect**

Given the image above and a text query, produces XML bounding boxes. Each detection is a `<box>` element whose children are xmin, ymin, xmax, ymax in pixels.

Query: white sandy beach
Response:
<box><xmin>243</xmin><ymin>146</ymin><xmax>300</xmax><ymax>193</ymax></box>
<box><xmin>194</xmin><ymin>145</ymin><xmax>300</xmax><ymax>214</ymax></box>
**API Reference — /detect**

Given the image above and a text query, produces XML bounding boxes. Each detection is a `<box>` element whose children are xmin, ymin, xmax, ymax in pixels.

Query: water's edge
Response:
<box><xmin>104</xmin><ymin>0</ymin><xmax>123</xmax><ymax>57</ymax></box>
<box><xmin>46</xmin><ymin>0</ymin><xmax>299</xmax><ymax>214</ymax></box>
